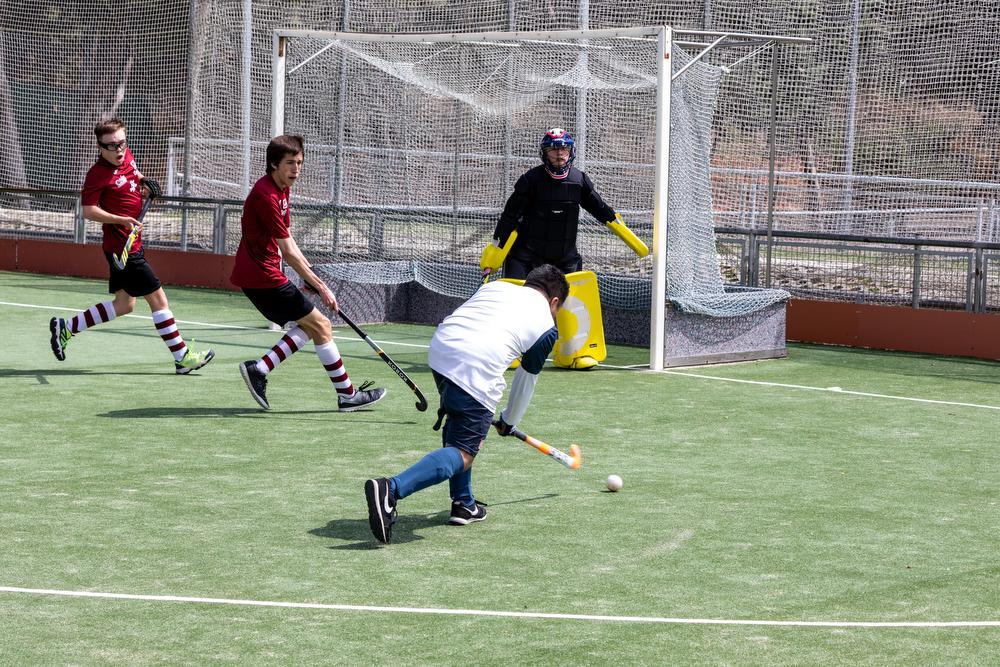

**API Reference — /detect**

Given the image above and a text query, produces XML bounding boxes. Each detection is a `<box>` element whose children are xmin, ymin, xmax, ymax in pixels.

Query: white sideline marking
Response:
<box><xmin>1</xmin><ymin>586</ymin><xmax>996</xmax><ymax>628</ymax></box>
<box><xmin>0</xmin><ymin>300</ymin><xmax>424</xmax><ymax>347</ymax></box>
<box><xmin>4</xmin><ymin>299</ymin><xmax>997</xmax><ymax>410</ymax></box>
<box><xmin>658</xmin><ymin>370</ymin><xmax>1000</xmax><ymax>411</ymax></box>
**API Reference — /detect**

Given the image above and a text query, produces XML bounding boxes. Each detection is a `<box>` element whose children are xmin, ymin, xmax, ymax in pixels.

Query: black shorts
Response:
<box><xmin>105</xmin><ymin>248</ymin><xmax>162</xmax><ymax>297</ymax></box>
<box><xmin>433</xmin><ymin>371</ymin><xmax>493</xmax><ymax>457</ymax></box>
<box><xmin>242</xmin><ymin>282</ymin><xmax>315</xmax><ymax>326</ymax></box>
<box><xmin>503</xmin><ymin>248</ymin><xmax>582</xmax><ymax>279</ymax></box>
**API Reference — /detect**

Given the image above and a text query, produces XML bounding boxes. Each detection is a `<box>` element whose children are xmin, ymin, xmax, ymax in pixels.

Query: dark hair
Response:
<box><xmin>94</xmin><ymin>117</ymin><xmax>126</xmax><ymax>140</ymax></box>
<box><xmin>524</xmin><ymin>264</ymin><xmax>569</xmax><ymax>304</ymax></box>
<box><xmin>266</xmin><ymin>134</ymin><xmax>305</xmax><ymax>173</ymax></box>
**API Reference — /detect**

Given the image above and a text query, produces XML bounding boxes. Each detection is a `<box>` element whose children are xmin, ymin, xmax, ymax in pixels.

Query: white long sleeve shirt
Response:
<box><xmin>428</xmin><ymin>281</ymin><xmax>557</xmax><ymax>420</ymax></box>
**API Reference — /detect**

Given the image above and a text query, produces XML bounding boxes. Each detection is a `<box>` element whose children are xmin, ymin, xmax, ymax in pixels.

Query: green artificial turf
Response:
<box><xmin>1</xmin><ymin>271</ymin><xmax>998</xmax><ymax>665</ymax></box>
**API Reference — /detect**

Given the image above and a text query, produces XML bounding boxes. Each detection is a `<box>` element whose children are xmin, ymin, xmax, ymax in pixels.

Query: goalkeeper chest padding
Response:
<box><xmin>500</xmin><ymin>166</ymin><xmax>615</xmax><ymax>261</ymax></box>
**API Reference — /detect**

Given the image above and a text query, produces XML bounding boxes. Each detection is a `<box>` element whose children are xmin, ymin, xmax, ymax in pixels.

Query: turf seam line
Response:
<box><xmin>1</xmin><ymin>587</ymin><xmax>997</xmax><ymax>628</ymax></box>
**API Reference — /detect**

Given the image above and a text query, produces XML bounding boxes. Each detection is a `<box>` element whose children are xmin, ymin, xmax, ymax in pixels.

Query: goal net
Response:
<box><xmin>274</xmin><ymin>27</ymin><xmax>788</xmax><ymax>321</ymax></box>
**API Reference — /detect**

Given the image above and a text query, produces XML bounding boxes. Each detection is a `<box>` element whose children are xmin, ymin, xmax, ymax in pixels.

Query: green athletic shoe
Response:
<box><xmin>50</xmin><ymin>317</ymin><xmax>71</xmax><ymax>361</ymax></box>
<box><xmin>175</xmin><ymin>346</ymin><xmax>216</xmax><ymax>375</ymax></box>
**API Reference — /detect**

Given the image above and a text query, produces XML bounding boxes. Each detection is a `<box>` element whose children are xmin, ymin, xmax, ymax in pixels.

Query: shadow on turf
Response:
<box><xmin>312</xmin><ymin>514</ymin><xmax>450</xmax><ymax>548</ymax></box>
<box><xmin>0</xmin><ymin>368</ymin><xmax>168</xmax><ymax>383</ymax></box>
<box><xmin>310</xmin><ymin>493</ymin><xmax>559</xmax><ymax>549</ymax></box>
<box><xmin>96</xmin><ymin>406</ymin><xmax>421</xmax><ymax>422</ymax></box>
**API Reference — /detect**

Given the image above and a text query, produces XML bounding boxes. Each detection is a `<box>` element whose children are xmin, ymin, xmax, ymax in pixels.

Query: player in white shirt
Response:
<box><xmin>364</xmin><ymin>265</ymin><xmax>569</xmax><ymax>543</ymax></box>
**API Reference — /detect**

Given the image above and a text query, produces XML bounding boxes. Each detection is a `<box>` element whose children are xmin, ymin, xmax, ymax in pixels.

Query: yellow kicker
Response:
<box><xmin>553</xmin><ymin>270</ymin><xmax>606</xmax><ymax>369</ymax></box>
<box><xmin>606</xmin><ymin>213</ymin><xmax>649</xmax><ymax>257</ymax></box>
<box><xmin>502</xmin><ymin>270</ymin><xmax>606</xmax><ymax>370</ymax></box>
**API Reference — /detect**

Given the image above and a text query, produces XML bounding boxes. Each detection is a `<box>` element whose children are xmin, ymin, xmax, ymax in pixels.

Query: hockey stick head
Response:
<box><xmin>552</xmin><ymin>443</ymin><xmax>583</xmax><ymax>469</ymax></box>
<box><xmin>500</xmin><ymin>422</ymin><xmax>582</xmax><ymax>470</ymax></box>
<box><xmin>336</xmin><ymin>306</ymin><xmax>429</xmax><ymax>412</ymax></box>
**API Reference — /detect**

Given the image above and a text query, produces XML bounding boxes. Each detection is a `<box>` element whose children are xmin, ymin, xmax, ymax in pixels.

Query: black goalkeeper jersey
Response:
<box><xmin>493</xmin><ymin>165</ymin><xmax>616</xmax><ymax>263</ymax></box>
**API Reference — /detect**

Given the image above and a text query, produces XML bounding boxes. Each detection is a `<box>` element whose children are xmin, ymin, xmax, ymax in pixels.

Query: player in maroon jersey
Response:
<box><xmin>48</xmin><ymin>118</ymin><xmax>215</xmax><ymax>374</ymax></box>
<box><xmin>232</xmin><ymin>134</ymin><xmax>385</xmax><ymax>412</ymax></box>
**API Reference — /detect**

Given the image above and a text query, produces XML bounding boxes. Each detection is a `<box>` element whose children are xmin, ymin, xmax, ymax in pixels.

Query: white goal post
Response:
<box><xmin>269</xmin><ymin>26</ymin><xmax>805</xmax><ymax>370</ymax></box>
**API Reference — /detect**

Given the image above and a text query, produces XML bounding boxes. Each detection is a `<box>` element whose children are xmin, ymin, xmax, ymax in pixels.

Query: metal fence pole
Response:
<box><xmin>213</xmin><ymin>203</ymin><xmax>226</xmax><ymax>254</ymax></box>
<box><xmin>763</xmin><ymin>46</ymin><xmax>780</xmax><ymax>287</ymax></box>
<box><xmin>180</xmin><ymin>0</ymin><xmax>198</xmax><ymax>253</ymax></box>
<box><xmin>973</xmin><ymin>247</ymin><xmax>985</xmax><ymax>313</ymax></box>
<box><xmin>911</xmin><ymin>244</ymin><xmax>921</xmax><ymax>308</ymax></box>
<box><xmin>74</xmin><ymin>198</ymin><xmax>85</xmax><ymax>244</ymax></box>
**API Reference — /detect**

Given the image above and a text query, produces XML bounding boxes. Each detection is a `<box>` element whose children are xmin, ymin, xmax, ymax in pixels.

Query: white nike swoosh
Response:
<box><xmin>382</xmin><ymin>488</ymin><xmax>393</xmax><ymax>514</ymax></box>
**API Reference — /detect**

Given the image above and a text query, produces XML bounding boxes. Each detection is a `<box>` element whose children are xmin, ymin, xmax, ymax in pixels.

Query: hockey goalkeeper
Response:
<box><xmin>480</xmin><ymin>128</ymin><xmax>649</xmax><ymax>369</ymax></box>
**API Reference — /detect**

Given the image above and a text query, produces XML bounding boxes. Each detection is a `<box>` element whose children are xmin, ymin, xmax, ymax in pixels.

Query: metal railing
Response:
<box><xmin>717</xmin><ymin>227</ymin><xmax>1000</xmax><ymax>312</ymax></box>
<box><xmin>3</xmin><ymin>187</ymin><xmax>998</xmax><ymax>312</ymax></box>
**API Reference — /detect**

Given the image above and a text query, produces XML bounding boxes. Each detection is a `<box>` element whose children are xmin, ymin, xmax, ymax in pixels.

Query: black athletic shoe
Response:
<box><xmin>338</xmin><ymin>381</ymin><xmax>386</xmax><ymax>412</ymax></box>
<box><xmin>50</xmin><ymin>317</ymin><xmax>70</xmax><ymax>361</ymax></box>
<box><xmin>364</xmin><ymin>477</ymin><xmax>397</xmax><ymax>544</ymax></box>
<box><xmin>239</xmin><ymin>360</ymin><xmax>269</xmax><ymax>410</ymax></box>
<box><xmin>448</xmin><ymin>500</ymin><xmax>488</xmax><ymax>526</ymax></box>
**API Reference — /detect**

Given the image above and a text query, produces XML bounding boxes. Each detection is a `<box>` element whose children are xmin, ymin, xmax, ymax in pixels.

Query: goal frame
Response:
<box><xmin>270</xmin><ymin>26</ymin><xmax>809</xmax><ymax>370</ymax></box>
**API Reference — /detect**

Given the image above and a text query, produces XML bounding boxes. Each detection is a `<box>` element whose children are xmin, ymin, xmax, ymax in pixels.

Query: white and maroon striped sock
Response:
<box><xmin>151</xmin><ymin>309</ymin><xmax>188</xmax><ymax>362</ymax></box>
<box><xmin>315</xmin><ymin>340</ymin><xmax>354</xmax><ymax>396</ymax></box>
<box><xmin>256</xmin><ymin>326</ymin><xmax>310</xmax><ymax>375</ymax></box>
<box><xmin>68</xmin><ymin>300</ymin><xmax>116</xmax><ymax>334</ymax></box>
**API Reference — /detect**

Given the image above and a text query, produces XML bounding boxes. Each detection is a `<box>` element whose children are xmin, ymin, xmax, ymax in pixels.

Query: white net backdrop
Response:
<box><xmin>2</xmin><ymin>0</ymin><xmax>999</xmax><ymax>296</ymax></box>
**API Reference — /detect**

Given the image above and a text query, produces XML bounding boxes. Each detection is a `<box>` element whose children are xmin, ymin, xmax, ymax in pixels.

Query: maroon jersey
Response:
<box><xmin>230</xmin><ymin>174</ymin><xmax>292</xmax><ymax>289</ymax></box>
<box><xmin>80</xmin><ymin>147</ymin><xmax>144</xmax><ymax>254</ymax></box>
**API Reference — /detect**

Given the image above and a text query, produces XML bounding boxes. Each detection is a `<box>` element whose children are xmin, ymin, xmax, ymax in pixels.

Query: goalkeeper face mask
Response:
<box><xmin>539</xmin><ymin>128</ymin><xmax>575</xmax><ymax>178</ymax></box>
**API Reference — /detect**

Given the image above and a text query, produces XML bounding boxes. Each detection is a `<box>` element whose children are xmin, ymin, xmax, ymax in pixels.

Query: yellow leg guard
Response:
<box><xmin>553</xmin><ymin>270</ymin><xmax>606</xmax><ymax>370</ymax></box>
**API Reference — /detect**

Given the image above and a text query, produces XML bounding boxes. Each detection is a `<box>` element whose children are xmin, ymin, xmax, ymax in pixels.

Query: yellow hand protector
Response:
<box><xmin>606</xmin><ymin>213</ymin><xmax>649</xmax><ymax>257</ymax></box>
<box><xmin>479</xmin><ymin>230</ymin><xmax>519</xmax><ymax>274</ymax></box>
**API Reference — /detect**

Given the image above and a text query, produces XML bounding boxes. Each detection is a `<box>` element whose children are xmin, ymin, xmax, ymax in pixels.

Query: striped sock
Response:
<box><xmin>315</xmin><ymin>340</ymin><xmax>354</xmax><ymax>396</ymax></box>
<box><xmin>68</xmin><ymin>300</ymin><xmax>116</xmax><ymax>334</ymax></box>
<box><xmin>256</xmin><ymin>326</ymin><xmax>310</xmax><ymax>375</ymax></box>
<box><xmin>151</xmin><ymin>309</ymin><xmax>188</xmax><ymax>362</ymax></box>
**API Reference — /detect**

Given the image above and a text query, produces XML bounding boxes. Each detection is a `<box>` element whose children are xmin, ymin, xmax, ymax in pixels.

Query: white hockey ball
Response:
<box><xmin>605</xmin><ymin>474</ymin><xmax>623</xmax><ymax>492</ymax></box>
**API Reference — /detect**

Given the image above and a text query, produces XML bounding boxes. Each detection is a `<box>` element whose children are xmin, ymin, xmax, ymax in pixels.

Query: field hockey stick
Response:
<box><xmin>337</xmin><ymin>308</ymin><xmax>429</xmax><ymax>412</ymax></box>
<box><xmin>112</xmin><ymin>179</ymin><xmax>160</xmax><ymax>270</ymax></box>
<box><xmin>494</xmin><ymin>421</ymin><xmax>582</xmax><ymax>469</ymax></box>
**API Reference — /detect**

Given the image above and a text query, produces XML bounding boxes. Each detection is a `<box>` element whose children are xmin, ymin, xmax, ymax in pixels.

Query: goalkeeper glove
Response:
<box><xmin>606</xmin><ymin>213</ymin><xmax>649</xmax><ymax>257</ymax></box>
<box><xmin>479</xmin><ymin>230</ymin><xmax>519</xmax><ymax>276</ymax></box>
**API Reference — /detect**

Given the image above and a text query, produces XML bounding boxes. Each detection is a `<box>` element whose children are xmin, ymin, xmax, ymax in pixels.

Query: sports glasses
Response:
<box><xmin>97</xmin><ymin>139</ymin><xmax>127</xmax><ymax>151</ymax></box>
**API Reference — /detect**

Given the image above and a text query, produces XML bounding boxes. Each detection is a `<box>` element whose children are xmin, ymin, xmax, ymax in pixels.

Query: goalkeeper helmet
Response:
<box><xmin>539</xmin><ymin>128</ymin><xmax>575</xmax><ymax>178</ymax></box>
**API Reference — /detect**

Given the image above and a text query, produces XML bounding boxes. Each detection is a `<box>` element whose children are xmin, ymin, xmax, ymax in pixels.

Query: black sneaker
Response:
<box><xmin>448</xmin><ymin>500</ymin><xmax>488</xmax><ymax>526</ymax></box>
<box><xmin>50</xmin><ymin>317</ymin><xmax>71</xmax><ymax>361</ymax></box>
<box><xmin>364</xmin><ymin>477</ymin><xmax>397</xmax><ymax>544</ymax></box>
<box><xmin>338</xmin><ymin>381</ymin><xmax>386</xmax><ymax>412</ymax></box>
<box><xmin>239</xmin><ymin>360</ymin><xmax>269</xmax><ymax>410</ymax></box>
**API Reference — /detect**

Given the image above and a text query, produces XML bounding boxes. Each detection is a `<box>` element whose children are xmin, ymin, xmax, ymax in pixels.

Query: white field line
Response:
<box><xmin>656</xmin><ymin>370</ymin><xmax>1000</xmax><ymax>411</ymax></box>
<box><xmin>1</xmin><ymin>587</ymin><xmax>997</xmax><ymax>628</ymax></box>
<box><xmin>3</xmin><ymin>300</ymin><xmax>997</xmax><ymax>410</ymax></box>
<box><xmin>0</xmin><ymin>300</ymin><xmax>426</xmax><ymax>348</ymax></box>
